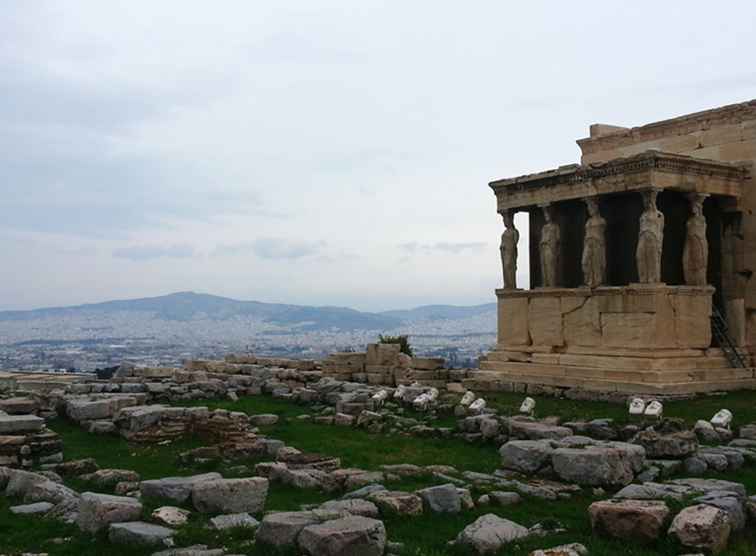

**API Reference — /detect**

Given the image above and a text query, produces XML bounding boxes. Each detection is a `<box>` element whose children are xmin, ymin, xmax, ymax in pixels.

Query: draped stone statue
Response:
<box><xmin>683</xmin><ymin>195</ymin><xmax>708</xmax><ymax>286</ymax></box>
<box><xmin>500</xmin><ymin>211</ymin><xmax>519</xmax><ymax>289</ymax></box>
<box><xmin>581</xmin><ymin>198</ymin><xmax>606</xmax><ymax>288</ymax></box>
<box><xmin>636</xmin><ymin>190</ymin><xmax>665</xmax><ymax>283</ymax></box>
<box><xmin>539</xmin><ymin>205</ymin><xmax>560</xmax><ymax>287</ymax></box>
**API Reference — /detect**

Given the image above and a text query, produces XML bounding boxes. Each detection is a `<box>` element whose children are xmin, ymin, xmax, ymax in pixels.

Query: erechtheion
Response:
<box><xmin>484</xmin><ymin>100</ymin><xmax>756</xmax><ymax>395</ymax></box>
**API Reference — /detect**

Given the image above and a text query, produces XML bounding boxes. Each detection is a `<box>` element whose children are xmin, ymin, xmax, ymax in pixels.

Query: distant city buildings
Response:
<box><xmin>0</xmin><ymin>310</ymin><xmax>494</xmax><ymax>371</ymax></box>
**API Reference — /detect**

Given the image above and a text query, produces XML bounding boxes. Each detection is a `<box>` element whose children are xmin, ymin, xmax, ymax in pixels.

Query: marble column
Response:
<box><xmin>636</xmin><ymin>189</ymin><xmax>664</xmax><ymax>284</ymax></box>
<box><xmin>500</xmin><ymin>210</ymin><xmax>519</xmax><ymax>289</ymax></box>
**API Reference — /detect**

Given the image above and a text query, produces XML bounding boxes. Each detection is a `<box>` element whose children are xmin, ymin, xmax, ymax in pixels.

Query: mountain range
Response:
<box><xmin>0</xmin><ymin>292</ymin><xmax>496</xmax><ymax>331</ymax></box>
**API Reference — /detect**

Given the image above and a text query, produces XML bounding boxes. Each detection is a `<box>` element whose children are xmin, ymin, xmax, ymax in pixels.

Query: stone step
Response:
<box><xmin>0</xmin><ymin>415</ymin><xmax>44</xmax><ymax>434</ymax></box>
<box><xmin>466</xmin><ymin>369</ymin><xmax>756</xmax><ymax>395</ymax></box>
<box><xmin>479</xmin><ymin>360</ymin><xmax>755</xmax><ymax>384</ymax></box>
<box><xmin>485</xmin><ymin>350</ymin><xmax>730</xmax><ymax>371</ymax></box>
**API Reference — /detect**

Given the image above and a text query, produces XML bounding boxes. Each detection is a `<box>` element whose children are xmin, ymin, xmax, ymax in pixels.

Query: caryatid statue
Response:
<box><xmin>581</xmin><ymin>198</ymin><xmax>606</xmax><ymax>288</ymax></box>
<box><xmin>636</xmin><ymin>189</ymin><xmax>665</xmax><ymax>283</ymax></box>
<box><xmin>500</xmin><ymin>211</ymin><xmax>519</xmax><ymax>289</ymax></box>
<box><xmin>683</xmin><ymin>194</ymin><xmax>708</xmax><ymax>286</ymax></box>
<box><xmin>539</xmin><ymin>204</ymin><xmax>560</xmax><ymax>287</ymax></box>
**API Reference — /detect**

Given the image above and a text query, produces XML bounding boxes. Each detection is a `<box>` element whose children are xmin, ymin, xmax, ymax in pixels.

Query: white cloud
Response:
<box><xmin>113</xmin><ymin>244</ymin><xmax>195</xmax><ymax>261</ymax></box>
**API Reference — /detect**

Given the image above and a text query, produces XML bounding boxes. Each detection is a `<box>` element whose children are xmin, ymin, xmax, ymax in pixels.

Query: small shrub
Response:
<box><xmin>378</xmin><ymin>334</ymin><xmax>413</xmax><ymax>356</ymax></box>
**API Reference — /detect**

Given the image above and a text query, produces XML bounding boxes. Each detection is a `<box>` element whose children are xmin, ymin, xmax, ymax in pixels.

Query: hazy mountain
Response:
<box><xmin>380</xmin><ymin>303</ymin><xmax>496</xmax><ymax>322</ymax></box>
<box><xmin>0</xmin><ymin>292</ymin><xmax>496</xmax><ymax>332</ymax></box>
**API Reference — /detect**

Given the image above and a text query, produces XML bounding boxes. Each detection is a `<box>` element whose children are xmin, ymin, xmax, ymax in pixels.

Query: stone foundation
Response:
<box><xmin>482</xmin><ymin>285</ymin><xmax>756</xmax><ymax>395</ymax></box>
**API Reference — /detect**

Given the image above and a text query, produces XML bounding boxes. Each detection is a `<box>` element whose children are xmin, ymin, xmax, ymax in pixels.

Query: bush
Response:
<box><xmin>378</xmin><ymin>334</ymin><xmax>413</xmax><ymax>357</ymax></box>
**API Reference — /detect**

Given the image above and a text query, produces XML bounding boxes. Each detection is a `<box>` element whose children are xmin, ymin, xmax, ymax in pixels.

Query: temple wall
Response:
<box><xmin>577</xmin><ymin>100</ymin><xmax>756</xmax><ymax>346</ymax></box>
<box><xmin>497</xmin><ymin>285</ymin><xmax>713</xmax><ymax>351</ymax></box>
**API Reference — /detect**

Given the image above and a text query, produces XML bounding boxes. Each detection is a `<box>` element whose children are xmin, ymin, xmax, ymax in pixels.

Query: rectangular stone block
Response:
<box><xmin>562</xmin><ymin>296</ymin><xmax>601</xmax><ymax>347</ymax></box>
<box><xmin>528</xmin><ymin>296</ymin><xmax>563</xmax><ymax>346</ymax></box>
<box><xmin>0</xmin><ymin>398</ymin><xmax>38</xmax><ymax>415</ymax></box>
<box><xmin>0</xmin><ymin>416</ymin><xmax>44</xmax><ymax>434</ymax></box>
<box><xmin>675</xmin><ymin>293</ymin><xmax>713</xmax><ymax>348</ymax></box>
<box><xmin>601</xmin><ymin>313</ymin><xmax>655</xmax><ymax>348</ymax></box>
<box><xmin>366</xmin><ymin>343</ymin><xmax>400</xmax><ymax>366</ymax></box>
<box><xmin>498</xmin><ymin>297</ymin><xmax>530</xmax><ymax>346</ymax></box>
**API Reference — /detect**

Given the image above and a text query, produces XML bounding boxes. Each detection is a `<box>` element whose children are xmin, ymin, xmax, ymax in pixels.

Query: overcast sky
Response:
<box><xmin>2</xmin><ymin>1</ymin><xmax>756</xmax><ymax>311</ymax></box>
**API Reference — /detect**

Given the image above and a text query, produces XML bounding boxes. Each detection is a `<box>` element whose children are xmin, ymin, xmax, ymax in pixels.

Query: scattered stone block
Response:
<box><xmin>319</xmin><ymin>498</ymin><xmax>380</xmax><ymax>518</ymax></box>
<box><xmin>140</xmin><ymin>472</ymin><xmax>222</xmax><ymax>503</ymax></box>
<box><xmin>9</xmin><ymin>501</ymin><xmax>53</xmax><ymax>515</ymax></box>
<box><xmin>152</xmin><ymin>506</ymin><xmax>190</xmax><ymax>527</ymax></box>
<box><xmin>455</xmin><ymin>513</ymin><xmax>529</xmax><ymax>554</ymax></box>
<box><xmin>209</xmin><ymin>512</ymin><xmax>259</xmax><ymax>530</ymax></box>
<box><xmin>416</xmin><ymin>483</ymin><xmax>462</xmax><ymax>513</ymax></box>
<box><xmin>588</xmin><ymin>499</ymin><xmax>670</xmax><ymax>543</ymax></box>
<box><xmin>298</xmin><ymin>515</ymin><xmax>386</xmax><ymax>556</ymax></box>
<box><xmin>77</xmin><ymin>492</ymin><xmax>143</xmax><ymax>533</ymax></box>
<box><xmin>0</xmin><ymin>415</ymin><xmax>44</xmax><ymax>434</ymax></box>
<box><xmin>191</xmin><ymin>477</ymin><xmax>268</xmax><ymax>514</ymax></box>
<box><xmin>668</xmin><ymin>504</ymin><xmax>731</xmax><ymax>554</ymax></box>
<box><xmin>367</xmin><ymin>490</ymin><xmax>423</xmax><ymax>516</ymax></box>
<box><xmin>108</xmin><ymin>521</ymin><xmax>175</xmax><ymax>547</ymax></box>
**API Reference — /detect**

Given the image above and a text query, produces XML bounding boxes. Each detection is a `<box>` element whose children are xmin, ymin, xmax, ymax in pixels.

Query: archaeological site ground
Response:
<box><xmin>4</xmin><ymin>101</ymin><xmax>756</xmax><ymax>556</ymax></box>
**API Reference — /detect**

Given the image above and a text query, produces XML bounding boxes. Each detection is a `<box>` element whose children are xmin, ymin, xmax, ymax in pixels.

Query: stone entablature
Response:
<box><xmin>490</xmin><ymin>151</ymin><xmax>746</xmax><ymax>212</ymax></box>
<box><xmin>496</xmin><ymin>285</ymin><xmax>713</xmax><ymax>352</ymax></box>
<box><xmin>577</xmin><ymin>99</ymin><xmax>756</xmax><ymax>163</ymax></box>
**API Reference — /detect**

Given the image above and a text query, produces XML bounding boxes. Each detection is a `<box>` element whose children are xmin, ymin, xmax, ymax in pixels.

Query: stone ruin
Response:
<box><xmin>1</xmin><ymin>342</ymin><xmax>756</xmax><ymax>554</ymax></box>
<box><xmin>486</xmin><ymin>100</ymin><xmax>756</xmax><ymax>397</ymax></box>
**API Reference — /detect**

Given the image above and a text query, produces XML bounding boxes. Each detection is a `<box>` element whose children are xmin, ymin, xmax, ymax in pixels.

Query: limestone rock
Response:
<box><xmin>298</xmin><ymin>515</ymin><xmax>386</xmax><ymax>556</ymax></box>
<box><xmin>0</xmin><ymin>415</ymin><xmax>44</xmax><ymax>434</ymax></box>
<box><xmin>209</xmin><ymin>512</ymin><xmax>260</xmax><ymax>530</ymax></box>
<box><xmin>152</xmin><ymin>546</ymin><xmax>224</xmax><ymax>556</ymax></box>
<box><xmin>77</xmin><ymin>492</ymin><xmax>143</xmax><ymax>533</ymax></box>
<box><xmin>82</xmin><ymin>468</ymin><xmax>140</xmax><ymax>488</ymax></box>
<box><xmin>256</xmin><ymin>511</ymin><xmax>323</xmax><ymax>548</ymax></box>
<box><xmin>668</xmin><ymin>504</ymin><xmax>731</xmax><ymax>554</ymax></box>
<box><xmin>551</xmin><ymin>444</ymin><xmax>642</xmax><ymax>487</ymax></box>
<box><xmin>191</xmin><ymin>477</ymin><xmax>268</xmax><ymax>514</ymax></box>
<box><xmin>529</xmin><ymin>544</ymin><xmax>588</xmax><ymax>556</ymax></box>
<box><xmin>499</xmin><ymin>440</ymin><xmax>554</xmax><ymax>474</ymax></box>
<box><xmin>319</xmin><ymin>498</ymin><xmax>380</xmax><ymax>518</ymax></box>
<box><xmin>632</xmin><ymin>430</ymin><xmax>698</xmax><ymax>459</ymax></box>
<box><xmin>507</xmin><ymin>419</ymin><xmax>572</xmax><ymax>440</ymax></box>
<box><xmin>694</xmin><ymin>492</ymin><xmax>747</xmax><ymax>531</ymax></box>
<box><xmin>416</xmin><ymin>483</ymin><xmax>462</xmax><ymax>513</ymax></box>
<box><xmin>367</xmin><ymin>490</ymin><xmax>423</xmax><ymax>516</ymax></box>
<box><xmin>9</xmin><ymin>501</ymin><xmax>53</xmax><ymax>515</ymax></box>
<box><xmin>152</xmin><ymin>506</ymin><xmax>191</xmax><ymax>527</ymax></box>
<box><xmin>455</xmin><ymin>513</ymin><xmax>530</xmax><ymax>554</ymax></box>
<box><xmin>108</xmin><ymin>521</ymin><xmax>175</xmax><ymax>547</ymax></box>
<box><xmin>140</xmin><ymin>472</ymin><xmax>222</xmax><ymax>503</ymax></box>
<box><xmin>588</xmin><ymin>499</ymin><xmax>670</xmax><ymax>542</ymax></box>
<box><xmin>250</xmin><ymin>414</ymin><xmax>279</xmax><ymax>426</ymax></box>
<box><xmin>24</xmin><ymin>480</ymin><xmax>78</xmax><ymax>505</ymax></box>
<box><xmin>489</xmin><ymin>491</ymin><xmax>522</xmax><ymax>506</ymax></box>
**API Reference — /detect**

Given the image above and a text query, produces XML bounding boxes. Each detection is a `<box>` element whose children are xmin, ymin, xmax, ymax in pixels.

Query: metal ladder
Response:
<box><xmin>711</xmin><ymin>306</ymin><xmax>747</xmax><ymax>368</ymax></box>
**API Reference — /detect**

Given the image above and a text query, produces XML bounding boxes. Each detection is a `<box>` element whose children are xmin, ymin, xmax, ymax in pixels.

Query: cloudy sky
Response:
<box><xmin>2</xmin><ymin>2</ymin><xmax>755</xmax><ymax>311</ymax></box>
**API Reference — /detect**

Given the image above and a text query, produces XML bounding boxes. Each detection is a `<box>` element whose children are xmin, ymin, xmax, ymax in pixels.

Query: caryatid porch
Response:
<box><xmin>480</xmin><ymin>150</ymin><xmax>756</xmax><ymax>395</ymax></box>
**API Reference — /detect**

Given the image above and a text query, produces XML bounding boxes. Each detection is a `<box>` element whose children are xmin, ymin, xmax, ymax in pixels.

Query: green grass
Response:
<box><xmin>3</xmin><ymin>392</ymin><xmax>756</xmax><ymax>555</ymax></box>
<box><xmin>48</xmin><ymin>418</ymin><xmax>208</xmax><ymax>480</ymax></box>
<box><xmin>485</xmin><ymin>390</ymin><xmax>756</xmax><ymax>429</ymax></box>
<box><xmin>181</xmin><ymin>395</ymin><xmax>500</xmax><ymax>472</ymax></box>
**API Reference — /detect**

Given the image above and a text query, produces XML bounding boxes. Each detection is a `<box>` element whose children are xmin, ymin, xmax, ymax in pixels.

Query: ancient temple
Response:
<box><xmin>483</xmin><ymin>100</ymin><xmax>756</xmax><ymax>395</ymax></box>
